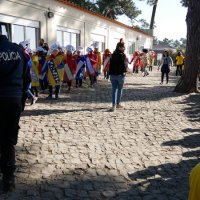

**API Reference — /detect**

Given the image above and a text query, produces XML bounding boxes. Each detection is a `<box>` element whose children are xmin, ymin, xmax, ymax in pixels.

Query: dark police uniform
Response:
<box><xmin>0</xmin><ymin>29</ymin><xmax>31</xmax><ymax>192</ymax></box>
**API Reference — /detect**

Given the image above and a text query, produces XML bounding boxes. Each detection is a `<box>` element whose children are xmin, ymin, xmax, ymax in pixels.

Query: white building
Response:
<box><xmin>0</xmin><ymin>0</ymin><xmax>153</xmax><ymax>57</ymax></box>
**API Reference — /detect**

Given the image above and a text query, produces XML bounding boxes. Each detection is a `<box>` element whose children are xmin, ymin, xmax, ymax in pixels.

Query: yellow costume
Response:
<box><xmin>47</xmin><ymin>54</ymin><xmax>64</xmax><ymax>86</ymax></box>
<box><xmin>176</xmin><ymin>55</ymin><xmax>184</xmax><ymax>65</ymax></box>
<box><xmin>97</xmin><ymin>51</ymin><xmax>102</xmax><ymax>73</ymax></box>
<box><xmin>31</xmin><ymin>55</ymin><xmax>40</xmax><ymax>87</ymax></box>
<box><xmin>188</xmin><ymin>163</ymin><xmax>200</xmax><ymax>200</ymax></box>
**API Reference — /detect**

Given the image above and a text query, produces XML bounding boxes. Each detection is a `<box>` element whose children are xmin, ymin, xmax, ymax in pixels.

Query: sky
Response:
<box><xmin>118</xmin><ymin>0</ymin><xmax>187</xmax><ymax>41</ymax></box>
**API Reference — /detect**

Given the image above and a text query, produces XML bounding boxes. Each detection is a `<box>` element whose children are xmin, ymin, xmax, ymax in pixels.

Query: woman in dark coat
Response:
<box><xmin>159</xmin><ymin>51</ymin><xmax>173</xmax><ymax>84</ymax></box>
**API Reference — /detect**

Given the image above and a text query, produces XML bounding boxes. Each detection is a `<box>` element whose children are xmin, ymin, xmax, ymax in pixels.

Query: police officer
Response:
<box><xmin>0</xmin><ymin>23</ymin><xmax>31</xmax><ymax>192</ymax></box>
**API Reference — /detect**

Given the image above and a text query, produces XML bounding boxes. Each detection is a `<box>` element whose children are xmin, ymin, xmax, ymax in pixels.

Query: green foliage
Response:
<box><xmin>138</xmin><ymin>19</ymin><xmax>150</xmax><ymax>28</ymax></box>
<box><xmin>154</xmin><ymin>37</ymin><xmax>187</xmax><ymax>50</ymax></box>
<box><xmin>68</xmin><ymin>0</ymin><xmax>141</xmax><ymax>20</ymax></box>
<box><xmin>122</xmin><ymin>0</ymin><xmax>141</xmax><ymax>23</ymax></box>
<box><xmin>138</xmin><ymin>0</ymin><xmax>158</xmax><ymax>6</ymax></box>
<box><xmin>180</xmin><ymin>0</ymin><xmax>189</xmax><ymax>7</ymax></box>
<box><xmin>68</xmin><ymin>0</ymin><xmax>97</xmax><ymax>11</ymax></box>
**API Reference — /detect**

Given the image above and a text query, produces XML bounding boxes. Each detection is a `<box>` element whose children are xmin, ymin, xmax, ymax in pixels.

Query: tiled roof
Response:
<box><xmin>55</xmin><ymin>0</ymin><xmax>153</xmax><ymax>37</ymax></box>
<box><xmin>153</xmin><ymin>44</ymin><xmax>176</xmax><ymax>50</ymax></box>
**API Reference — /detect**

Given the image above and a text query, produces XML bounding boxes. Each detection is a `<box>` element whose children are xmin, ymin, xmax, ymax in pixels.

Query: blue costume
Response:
<box><xmin>39</xmin><ymin>56</ymin><xmax>48</xmax><ymax>91</ymax></box>
<box><xmin>75</xmin><ymin>55</ymin><xmax>86</xmax><ymax>87</ymax></box>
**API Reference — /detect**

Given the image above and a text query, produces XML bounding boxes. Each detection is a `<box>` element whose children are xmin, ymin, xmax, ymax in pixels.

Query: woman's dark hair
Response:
<box><xmin>142</xmin><ymin>49</ymin><xmax>148</xmax><ymax>53</ymax></box>
<box><xmin>163</xmin><ymin>50</ymin><xmax>169</xmax><ymax>57</ymax></box>
<box><xmin>177</xmin><ymin>52</ymin><xmax>181</xmax><ymax>56</ymax></box>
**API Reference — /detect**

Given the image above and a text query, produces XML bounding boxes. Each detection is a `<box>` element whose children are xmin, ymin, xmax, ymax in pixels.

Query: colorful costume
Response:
<box><xmin>140</xmin><ymin>49</ymin><xmax>149</xmax><ymax>77</ymax></box>
<box><xmin>103</xmin><ymin>49</ymin><xmax>111</xmax><ymax>79</ymax></box>
<box><xmin>94</xmin><ymin>51</ymin><xmax>102</xmax><ymax>74</ymax></box>
<box><xmin>74</xmin><ymin>47</ymin><xmax>86</xmax><ymax>87</ymax></box>
<box><xmin>19</xmin><ymin>40</ymin><xmax>38</xmax><ymax>104</ymax></box>
<box><xmin>130</xmin><ymin>51</ymin><xmax>141</xmax><ymax>73</ymax></box>
<box><xmin>86</xmin><ymin>47</ymin><xmax>97</xmax><ymax>87</ymax></box>
<box><xmin>36</xmin><ymin>47</ymin><xmax>48</xmax><ymax>92</ymax></box>
<box><xmin>188</xmin><ymin>163</ymin><xmax>200</xmax><ymax>200</ymax></box>
<box><xmin>31</xmin><ymin>54</ymin><xmax>40</xmax><ymax>97</ymax></box>
<box><xmin>31</xmin><ymin>55</ymin><xmax>40</xmax><ymax>87</ymax></box>
<box><xmin>149</xmin><ymin>51</ymin><xmax>156</xmax><ymax>71</ymax></box>
<box><xmin>92</xmin><ymin>41</ymin><xmax>102</xmax><ymax>83</ymax></box>
<box><xmin>176</xmin><ymin>52</ymin><xmax>184</xmax><ymax>76</ymax></box>
<box><xmin>46</xmin><ymin>42</ymin><xmax>65</xmax><ymax>99</ymax></box>
<box><xmin>47</xmin><ymin>54</ymin><xmax>64</xmax><ymax>87</ymax></box>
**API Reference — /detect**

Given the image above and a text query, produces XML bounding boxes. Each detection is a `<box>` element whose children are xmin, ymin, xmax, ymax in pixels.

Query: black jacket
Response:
<box><xmin>109</xmin><ymin>49</ymin><xmax>127</xmax><ymax>75</ymax></box>
<box><xmin>0</xmin><ymin>35</ymin><xmax>31</xmax><ymax>98</ymax></box>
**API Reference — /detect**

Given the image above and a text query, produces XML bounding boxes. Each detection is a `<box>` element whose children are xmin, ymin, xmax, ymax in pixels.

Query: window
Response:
<box><xmin>63</xmin><ymin>32</ymin><xmax>70</xmax><ymax>47</ymax></box>
<box><xmin>57</xmin><ymin>30</ymin><xmax>63</xmax><ymax>47</ymax></box>
<box><xmin>71</xmin><ymin>33</ymin><xmax>77</xmax><ymax>49</ymax></box>
<box><xmin>98</xmin><ymin>42</ymin><xmax>105</xmax><ymax>52</ymax></box>
<box><xmin>25</xmin><ymin>27</ymin><xmax>36</xmax><ymax>50</ymax></box>
<box><xmin>56</xmin><ymin>28</ymin><xmax>80</xmax><ymax>49</ymax></box>
<box><xmin>90</xmin><ymin>33</ymin><xmax>105</xmax><ymax>52</ymax></box>
<box><xmin>128</xmin><ymin>42</ymin><xmax>136</xmax><ymax>55</ymax></box>
<box><xmin>12</xmin><ymin>25</ymin><xmax>24</xmax><ymax>45</ymax></box>
<box><xmin>0</xmin><ymin>23</ymin><xmax>11</xmax><ymax>40</ymax></box>
<box><xmin>0</xmin><ymin>15</ymin><xmax>39</xmax><ymax>49</ymax></box>
<box><xmin>12</xmin><ymin>24</ymin><xmax>38</xmax><ymax>50</ymax></box>
<box><xmin>138</xmin><ymin>44</ymin><xmax>144</xmax><ymax>51</ymax></box>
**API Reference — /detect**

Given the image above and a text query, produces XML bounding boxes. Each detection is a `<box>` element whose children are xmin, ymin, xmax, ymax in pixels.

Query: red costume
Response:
<box><xmin>130</xmin><ymin>51</ymin><xmax>141</xmax><ymax>73</ymax></box>
<box><xmin>103</xmin><ymin>49</ymin><xmax>111</xmax><ymax>73</ymax></box>
<box><xmin>86</xmin><ymin>52</ymin><xmax>97</xmax><ymax>76</ymax></box>
<box><xmin>64</xmin><ymin>53</ymin><xmax>77</xmax><ymax>82</ymax></box>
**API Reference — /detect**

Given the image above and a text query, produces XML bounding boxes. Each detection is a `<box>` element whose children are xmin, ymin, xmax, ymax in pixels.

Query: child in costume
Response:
<box><xmin>102</xmin><ymin>48</ymin><xmax>111</xmax><ymax>80</ymax></box>
<box><xmin>85</xmin><ymin>47</ymin><xmax>97</xmax><ymax>87</ymax></box>
<box><xmin>30</xmin><ymin>52</ymin><xmax>40</xmax><ymax>100</ymax></box>
<box><xmin>46</xmin><ymin>42</ymin><xmax>65</xmax><ymax>99</ymax></box>
<box><xmin>36</xmin><ymin>47</ymin><xmax>48</xmax><ymax>93</ymax></box>
<box><xmin>19</xmin><ymin>40</ymin><xmax>38</xmax><ymax>105</ymax></box>
<box><xmin>92</xmin><ymin>41</ymin><xmax>102</xmax><ymax>83</ymax></box>
<box><xmin>149</xmin><ymin>51</ymin><xmax>156</xmax><ymax>71</ymax></box>
<box><xmin>129</xmin><ymin>51</ymin><xmax>141</xmax><ymax>73</ymax></box>
<box><xmin>74</xmin><ymin>47</ymin><xmax>86</xmax><ymax>87</ymax></box>
<box><xmin>140</xmin><ymin>49</ymin><xmax>150</xmax><ymax>77</ymax></box>
<box><xmin>63</xmin><ymin>45</ymin><xmax>77</xmax><ymax>91</ymax></box>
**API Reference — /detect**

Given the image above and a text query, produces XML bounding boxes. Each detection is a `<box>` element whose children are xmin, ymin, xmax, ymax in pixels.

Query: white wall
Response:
<box><xmin>0</xmin><ymin>0</ymin><xmax>153</xmax><ymax>53</ymax></box>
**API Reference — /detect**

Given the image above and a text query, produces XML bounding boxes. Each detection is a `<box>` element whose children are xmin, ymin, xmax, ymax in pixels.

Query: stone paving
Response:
<box><xmin>0</xmin><ymin>67</ymin><xmax>200</xmax><ymax>200</ymax></box>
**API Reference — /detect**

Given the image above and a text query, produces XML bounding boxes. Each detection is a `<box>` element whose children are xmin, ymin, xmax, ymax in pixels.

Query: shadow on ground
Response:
<box><xmin>112</xmin><ymin>128</ymin><xmax>200</xmax><ymax>200</ymax></box>
<box><xmin>0</xmin><ymin>158</ymin><xmax>198</xmax><ymax>200</ymax></box>
<box><xmin>27</xmin><ymin>74</ymin><xmax>184</xmax><ymax>106</ymax></box>
<box><xmin>1</xmin><ymin>72</ymin><xmax>198</xmax><ymax>199</ymax></box>
<box><xmin>112</xmin><ymin>91</ymin><xmax>200</xmax><ymax>200</ymax></box>
<box><xmin>181</xmin><ymin>94</ymin><xmax>200</xmax><ymax>122</ymax></box>
<box><xmin>21</xmin><ymin>107</ymin><xmax>110</xmax><ymax>116</ymax></box>
<box><xmin>0</xmin><ymin>168</ymin><xmax>129</xmax><ymax>199</ymax></box>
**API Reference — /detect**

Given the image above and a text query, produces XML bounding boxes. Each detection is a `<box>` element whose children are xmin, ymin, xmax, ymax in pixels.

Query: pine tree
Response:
<box><xmin>175</xmin><ymin>0</ymin><xmax>200</xmax><ymax>93</ymax></box>
<box><xmin>68</xmin><ymin>0</ymin><xmax>141</xmax><ymax>20</ymax></box>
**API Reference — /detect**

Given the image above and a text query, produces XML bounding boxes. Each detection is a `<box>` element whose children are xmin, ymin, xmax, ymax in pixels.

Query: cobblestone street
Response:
<box><xmin>0</xmin><ymin>68</ymin><xmax>200</xmax><ymax>200</ymax></box>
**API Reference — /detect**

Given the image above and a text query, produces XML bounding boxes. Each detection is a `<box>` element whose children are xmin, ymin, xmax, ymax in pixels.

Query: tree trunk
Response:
<box><xmin>150</xmin><ymin>0</ymin><xmax>158</xmax><ymax>30</ymax></box>
<box><xmin>175</xmin><ymin>0</ymin><xmax>200</xmax><ymax>93</ymax></box>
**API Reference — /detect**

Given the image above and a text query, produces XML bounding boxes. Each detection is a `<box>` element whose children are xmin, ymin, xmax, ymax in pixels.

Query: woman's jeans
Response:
<box><xmin>110</xmin><ymin>75</ymin><xmax>125</xmax><ymax>106</ymax></box>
